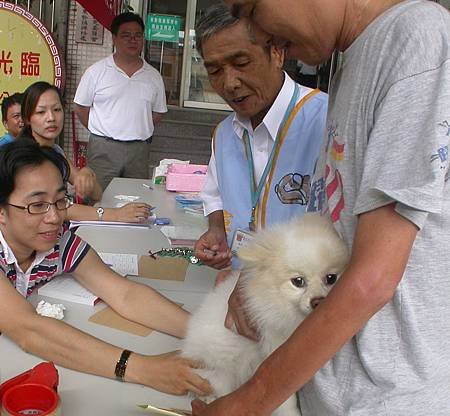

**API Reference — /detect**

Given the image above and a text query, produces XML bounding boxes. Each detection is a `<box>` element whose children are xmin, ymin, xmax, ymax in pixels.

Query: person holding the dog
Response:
<box><xmin>192</xmin><ymin>0</ymin><xmax>450</xmax><ymax>415</ymax></box>
<box><xmin>193</xmin><ymin>4</ymin><xmax>328</xmax><ymax>271</ymax></box>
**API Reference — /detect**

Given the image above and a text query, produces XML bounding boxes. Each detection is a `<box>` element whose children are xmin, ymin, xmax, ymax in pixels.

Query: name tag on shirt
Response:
<box><xmin>231</xmin><ymin>229</ymin><xmax>256</xmax><ymax>255</ymax></box>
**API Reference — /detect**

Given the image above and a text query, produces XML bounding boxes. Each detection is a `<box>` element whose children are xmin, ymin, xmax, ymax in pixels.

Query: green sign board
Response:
<box><xmin>146</xmin><ymin>14</ymin><xmax>181</xmax><ymax>43</ymax></box>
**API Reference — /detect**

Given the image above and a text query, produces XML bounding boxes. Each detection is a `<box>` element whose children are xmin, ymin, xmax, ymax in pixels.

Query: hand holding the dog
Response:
<box><xmin>225</xmin><ymin>277</ymin><xmax>259</xmax><ymax>341</ymax></box>
<box><xmin>194</xmin><ymin>228</ymin><xmax>232</xmax><ymax>269</ymax></box>
<box><xmin>131</xmin><ymin>351</ymin><xmax>212</xmax><ymax>396</ymax></box>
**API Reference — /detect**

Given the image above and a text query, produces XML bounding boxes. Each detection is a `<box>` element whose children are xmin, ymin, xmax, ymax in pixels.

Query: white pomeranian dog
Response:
<box><xmin>182</xmin><ymin>213</ymin><xmax>350</xmax><ymax>416</ymax></box>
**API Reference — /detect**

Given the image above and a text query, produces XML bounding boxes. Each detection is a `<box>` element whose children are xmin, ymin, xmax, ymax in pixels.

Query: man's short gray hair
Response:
<box><xmin>195</xmin><ymin>3</ymin><xmax>241</xmax><ymax>57</ymax></box>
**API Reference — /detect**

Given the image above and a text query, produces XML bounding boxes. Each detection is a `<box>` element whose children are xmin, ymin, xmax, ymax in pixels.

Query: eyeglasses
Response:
<box><xmin>7</xmin><ymin>196</ymin><xmax>73</xmax><ymax>215</ymax></box>
<box><xmin>119</xmin><ymin>32</ymin><xmax>144</xmax><ymax>41</ymax></box>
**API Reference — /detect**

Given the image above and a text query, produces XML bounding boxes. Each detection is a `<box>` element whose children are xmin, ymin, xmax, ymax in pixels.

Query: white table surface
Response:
<box><xmin>0</xmin><ymin>178</ymin><xmax>217</xmax><ymax>415</ymax></box>
<box><xmin>0</xmin><ymin>286</ymin><xmax>206</xmax><ymax>415</ymax></box>
<box><xmin>100</xmin><ymin>177</ymin><xmax>207</xmax><ymax>230</ymax></box>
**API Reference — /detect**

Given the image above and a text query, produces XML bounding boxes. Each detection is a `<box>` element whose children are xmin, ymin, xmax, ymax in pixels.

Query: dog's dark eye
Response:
<box><xmin>291</xmin><ymin>276</ymin><xmax>306</xmax><ymax>288</ymax></box>
<box><xmin>325</xmin><ymin>274</ymin><xmax>338</xmax><ymax>285</ymax></box>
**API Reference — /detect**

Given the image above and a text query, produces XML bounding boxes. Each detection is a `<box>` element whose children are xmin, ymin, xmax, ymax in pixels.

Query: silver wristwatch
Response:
<box><xmin>96</xmin><ymin>207</ymin><xmax>104</xmax><ymax>221</ymax></box>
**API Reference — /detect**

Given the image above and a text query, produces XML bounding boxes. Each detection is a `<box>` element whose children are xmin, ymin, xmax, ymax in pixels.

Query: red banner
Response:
<box><xmin>75</xmin><ymin>0</ymin><xmax>122</xmax><ymax>31</ymax></box>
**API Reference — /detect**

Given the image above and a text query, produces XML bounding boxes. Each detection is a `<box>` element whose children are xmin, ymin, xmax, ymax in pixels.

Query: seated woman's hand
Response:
<box><xmin>73</xmin><ymin>167</ymin><xmax>96</xmax><ymax>199</ymax></box>
<box><xmin>111</xmin><ymin>202</ymin><xmax>152</xmax><ymax>223</ymax></box>
<box><xmin>140</xmin><ymin>351</ymin><xmax>212</xmax><ymax>396</ymax></box>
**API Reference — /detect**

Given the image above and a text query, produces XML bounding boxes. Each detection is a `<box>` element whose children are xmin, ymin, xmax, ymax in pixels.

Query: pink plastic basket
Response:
<box><xmin>165</xmin><ymin>164</ymin><xmax>207</xmax><ymax>192</ymax></box>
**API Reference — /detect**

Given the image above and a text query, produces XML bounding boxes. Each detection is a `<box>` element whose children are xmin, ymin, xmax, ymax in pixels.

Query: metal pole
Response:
<box><xmin>51</xmin><ymin>0</ymin><xmax>55</xmax><ymax>32</ymax></box>
<box><xmin>180</xmin><ymin>0</ymin><xmax>197</xmax><ymax>106</ymax></box>
<box><xmin>159</xmin><ymin>40</ymin><xmax>164</xmax><ymax>73</ymax></box>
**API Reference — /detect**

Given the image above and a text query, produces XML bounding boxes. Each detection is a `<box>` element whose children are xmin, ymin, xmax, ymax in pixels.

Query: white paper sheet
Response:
<box><xmin>159</xmin><ymin>225</ymin><xmax>204</xmax><ymax>241</ymax></box>
<box><xmin>99</xmin><ymin>253</ymin><xmax>139</xmax><ymax>276</ymax></box>
<box><xmin>69</xmin><ymin>220</ymin><xmax>152</xmax><ymax>229</ymax></box>
<box><xmin>38</xmin><ymin>276</ymin><xmax>98</xmax><ymax>305</ymax></box>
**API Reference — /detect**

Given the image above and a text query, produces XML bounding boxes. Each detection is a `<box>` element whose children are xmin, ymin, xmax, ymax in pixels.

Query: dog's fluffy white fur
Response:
<box><xmin>182</xmin><ymin>213</ymin><xmax>349</xmax><ymax>415</ymax></box>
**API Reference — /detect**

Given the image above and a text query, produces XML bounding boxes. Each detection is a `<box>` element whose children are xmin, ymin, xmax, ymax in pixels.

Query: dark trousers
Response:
<box><xmin>87</xmin><ymin>134</ymin><xmax>151</xmax><ymax>190</ymax></box>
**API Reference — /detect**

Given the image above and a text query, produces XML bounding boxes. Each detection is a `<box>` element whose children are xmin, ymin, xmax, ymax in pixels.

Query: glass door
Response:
<box><xmin>145</xmin><ymin>0</ymin><xmax>187</xmax><ymax>105</ymax></box>
<box><xmin>181</xmin><ymin>0</ymin><xmax>230</xmax><ymax>110</ymax></box>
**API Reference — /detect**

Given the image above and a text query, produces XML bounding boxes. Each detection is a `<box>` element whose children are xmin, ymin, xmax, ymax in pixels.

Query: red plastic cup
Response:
<box><xmin>1</xmin><ymin>383</ymin><xmax>60</xmax><ymax>416</ymax></box>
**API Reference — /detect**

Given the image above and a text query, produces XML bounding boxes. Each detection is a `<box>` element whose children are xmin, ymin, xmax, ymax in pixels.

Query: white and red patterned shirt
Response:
<box><xmin>0</xmin><ymin>223</ymin><xmax>90</xmax><ymax>297</ymax></box>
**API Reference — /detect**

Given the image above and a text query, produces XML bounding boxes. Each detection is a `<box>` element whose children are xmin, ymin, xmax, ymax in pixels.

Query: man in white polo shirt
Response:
<box><xmin>74</xmin><ymin>12</ymin><xmax>167</xmax><ymax>190</ymax></box>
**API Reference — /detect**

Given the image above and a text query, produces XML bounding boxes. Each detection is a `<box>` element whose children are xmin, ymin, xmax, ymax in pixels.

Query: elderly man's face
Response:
<box><xmin>202</xmin><ymin>19</ymin><xmax>284</xmax><ymax>125</ymax></box>
<box><xmin>223</xmin><ymin>0</ymin><xmax>335</xmax><ymax>65</ymax></box>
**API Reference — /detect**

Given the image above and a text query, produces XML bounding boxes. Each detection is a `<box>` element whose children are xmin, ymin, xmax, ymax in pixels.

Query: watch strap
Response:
<box><xmin>115</xmin><ymin>349</ymin><xmax>132</xmax><ymax>382</ymax></box>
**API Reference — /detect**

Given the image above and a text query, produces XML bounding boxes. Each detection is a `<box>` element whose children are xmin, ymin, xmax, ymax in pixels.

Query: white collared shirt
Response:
<box><xmin>201</xmin><ymin>72</ymin><xmax>313</xmax><ymax>215</ymax></box>
<box><xmin>74</xmin><ymin>55</ymin><xmax>167</xmax><ymax>141</ymax></box>
<box><xmin>0</xmin><ymin>230</ymin><xmax>52</xmax><ymax>297</ymax></box>
<box><xmin>0</xmin><ymin>226</ymin><xmax>90</xmax><ymax>298</ymax></box>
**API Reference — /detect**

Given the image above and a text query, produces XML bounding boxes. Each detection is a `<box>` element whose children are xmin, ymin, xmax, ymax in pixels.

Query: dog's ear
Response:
<box><xmin>237</xmin><ymin>240</ymin><xmax>272</xmax><ymax>266</ymax></box>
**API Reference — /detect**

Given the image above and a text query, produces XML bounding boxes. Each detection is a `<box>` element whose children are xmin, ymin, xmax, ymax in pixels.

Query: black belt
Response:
<box><xmin>96</xmin><ymin>135</ymin><xmax>152</xmax><ymax>143</ymax></box>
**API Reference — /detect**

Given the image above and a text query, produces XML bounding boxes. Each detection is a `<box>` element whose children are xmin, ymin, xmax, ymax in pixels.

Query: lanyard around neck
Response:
<box><xmin>243</xmin><ymin>83</ymin><xmax>300</xmax><ymax>230</ymax></box>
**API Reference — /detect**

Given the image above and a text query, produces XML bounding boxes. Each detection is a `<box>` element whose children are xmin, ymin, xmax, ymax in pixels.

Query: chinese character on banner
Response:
<box><xmin>0</xmin><ymin>91</ymin><xmax>10</xmax><ymax>101</ymax></box>
<box><xmin>104</xmin><ymin>0</ymin><xmax>121</xmax><ymax>15</ymax></box>
<box><xmin>0</xmin><ymin>50</ymin><xmax>13</xmax><ymax>75</ymax></box>
<box><xmin>0</xmin><ymin>3</ymin><xmax>64</xmax><ymax>137</ymax></box>
<box><xmin>21</xmin><ymin>52</ymin><xmax>41</xmax><ymax>76</ymax></box>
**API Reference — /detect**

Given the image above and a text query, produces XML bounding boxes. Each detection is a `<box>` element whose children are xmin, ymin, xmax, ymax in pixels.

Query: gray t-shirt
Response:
<box><xmin>303</xmin><ymin>1</ymin><xmax>450</xmax><ymax>415</ymax></box>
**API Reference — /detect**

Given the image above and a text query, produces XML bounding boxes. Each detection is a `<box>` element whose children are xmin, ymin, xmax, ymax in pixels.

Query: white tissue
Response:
<box><xmin>153</xmin><ymin>159</ymin><xmax>190</xmax><ymax>183</ymax></box>
<box><xmin>36</xmin><ymin>300</ymin><xmax>66</xmax><ymax>320</ymax></box>
<box><xmin>114</xmin><ymin>195</ymin><xmax>141</xmax><ymax>202</ymax></box>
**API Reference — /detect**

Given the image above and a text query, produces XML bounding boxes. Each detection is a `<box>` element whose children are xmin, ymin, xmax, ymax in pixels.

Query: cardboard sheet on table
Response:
<box><xmin>89</xmin><ymin>306</ymin><xmax>153</xmax><ymax>336</ymax></box>
<box><xmin>138</xmin><ymin>256</ymin><xmax>188</xmax><ymax>281</ymax></box>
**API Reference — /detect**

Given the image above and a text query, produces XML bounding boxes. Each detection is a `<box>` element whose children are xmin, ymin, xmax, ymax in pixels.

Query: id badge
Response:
<box><xmin>231</xmin><ymin>228</ymin><xmax>255</xmax><ymax>255</ymax></box>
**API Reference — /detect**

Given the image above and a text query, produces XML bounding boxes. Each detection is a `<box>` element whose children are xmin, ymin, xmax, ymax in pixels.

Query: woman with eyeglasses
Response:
<box><xmin>0</xmin><ymin>138</ymin><xmax>211</xmax><ymax>396</ymax></box>
<box><xmin>20</xmin><ymin>81</ymin><xmax>152</xmax><ymax>223</ymax></box>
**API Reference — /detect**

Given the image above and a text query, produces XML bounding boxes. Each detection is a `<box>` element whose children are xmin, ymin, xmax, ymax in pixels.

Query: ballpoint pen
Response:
<box><xmin>136</xmin><ymin>404</ymin><xmax>191</xmax><ymax>415</ymax></box>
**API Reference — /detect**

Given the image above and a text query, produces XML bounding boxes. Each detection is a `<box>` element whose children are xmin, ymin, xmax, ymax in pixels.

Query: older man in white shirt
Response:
<box><xmin>194</xmin><ymin>3</ymin><xmax>327</xmax><ymax>272</ymax></box>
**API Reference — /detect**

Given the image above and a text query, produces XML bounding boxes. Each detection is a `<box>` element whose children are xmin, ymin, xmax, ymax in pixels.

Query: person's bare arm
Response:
<box><xmin>0</xmin><ymin>276</ymin><xmax>127</xmax><ymax>379</ymax></box>
<box><xmin>66</xmin><ymin>202</ymin><xmax>152</xmax><ymax>223</ymax></box>
<box><xmin>73</xmin><ymin>249</ymin><xmax>189</xmax><ymax>337</ymax></box>
<box><xmin>67</xmin><ymin>158</ymin><xmax>102</xmax><ymax>202</ymax></box>
<box><xmin>152</xmin><ymin>112</ymin><xmax>164</xmax><ymax>125</ymax></box>
<box><xmin>74</xmin><ymin>104</ymin><xmax>90</xmax><ymax>130</ymax></box>
<box><xmin>0</xmin><ymin>250</ymin><xmax>211</xmax><ymax>396</ymax></box>
<box><xmin>192</xmin><ymin>204</ymin><xmax>418</xmax><ymax>415</ymax></box>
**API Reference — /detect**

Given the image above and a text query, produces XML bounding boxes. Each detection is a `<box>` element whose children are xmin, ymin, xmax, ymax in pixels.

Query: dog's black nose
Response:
<box><xmin>310</xmin><ymin>297</ymin><xmax>324</xmax><ymax>309</ymax></box>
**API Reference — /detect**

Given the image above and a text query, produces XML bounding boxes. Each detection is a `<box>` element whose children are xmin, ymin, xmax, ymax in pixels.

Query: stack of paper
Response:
<box><xmin>38</xmin><ymin>276</ymin><xmax>99</xmax><ymax>306</ymax></box>
<box><xmin>69</xmin><ymin>220</ymin><xmax>152</xmax><ymax>230</ymax></box>
<box><xmin>159</xmin><ymin>225</ymin><xmax>205</xmax><ymax>247</ymax></box>
<box><xmin>98</xmin><ymin>253</ymin><xmax>138</xmax><ymax>276</ymax></box>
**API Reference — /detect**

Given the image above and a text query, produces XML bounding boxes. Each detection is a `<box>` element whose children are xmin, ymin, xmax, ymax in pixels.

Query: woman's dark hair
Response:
<box><xmin>111</xmin><ymin>12</ymin><xmax>145</xmax><ymax>35</ymax></box>
<box><xmin>0</xmin><ymin>136</ymin><xmax>70</xmax><ymax>206</ymax></box>
<box><xmin>20</xmin><ymin>81</ymin><xmax>63</xmax><ymax>138</ymax></box>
